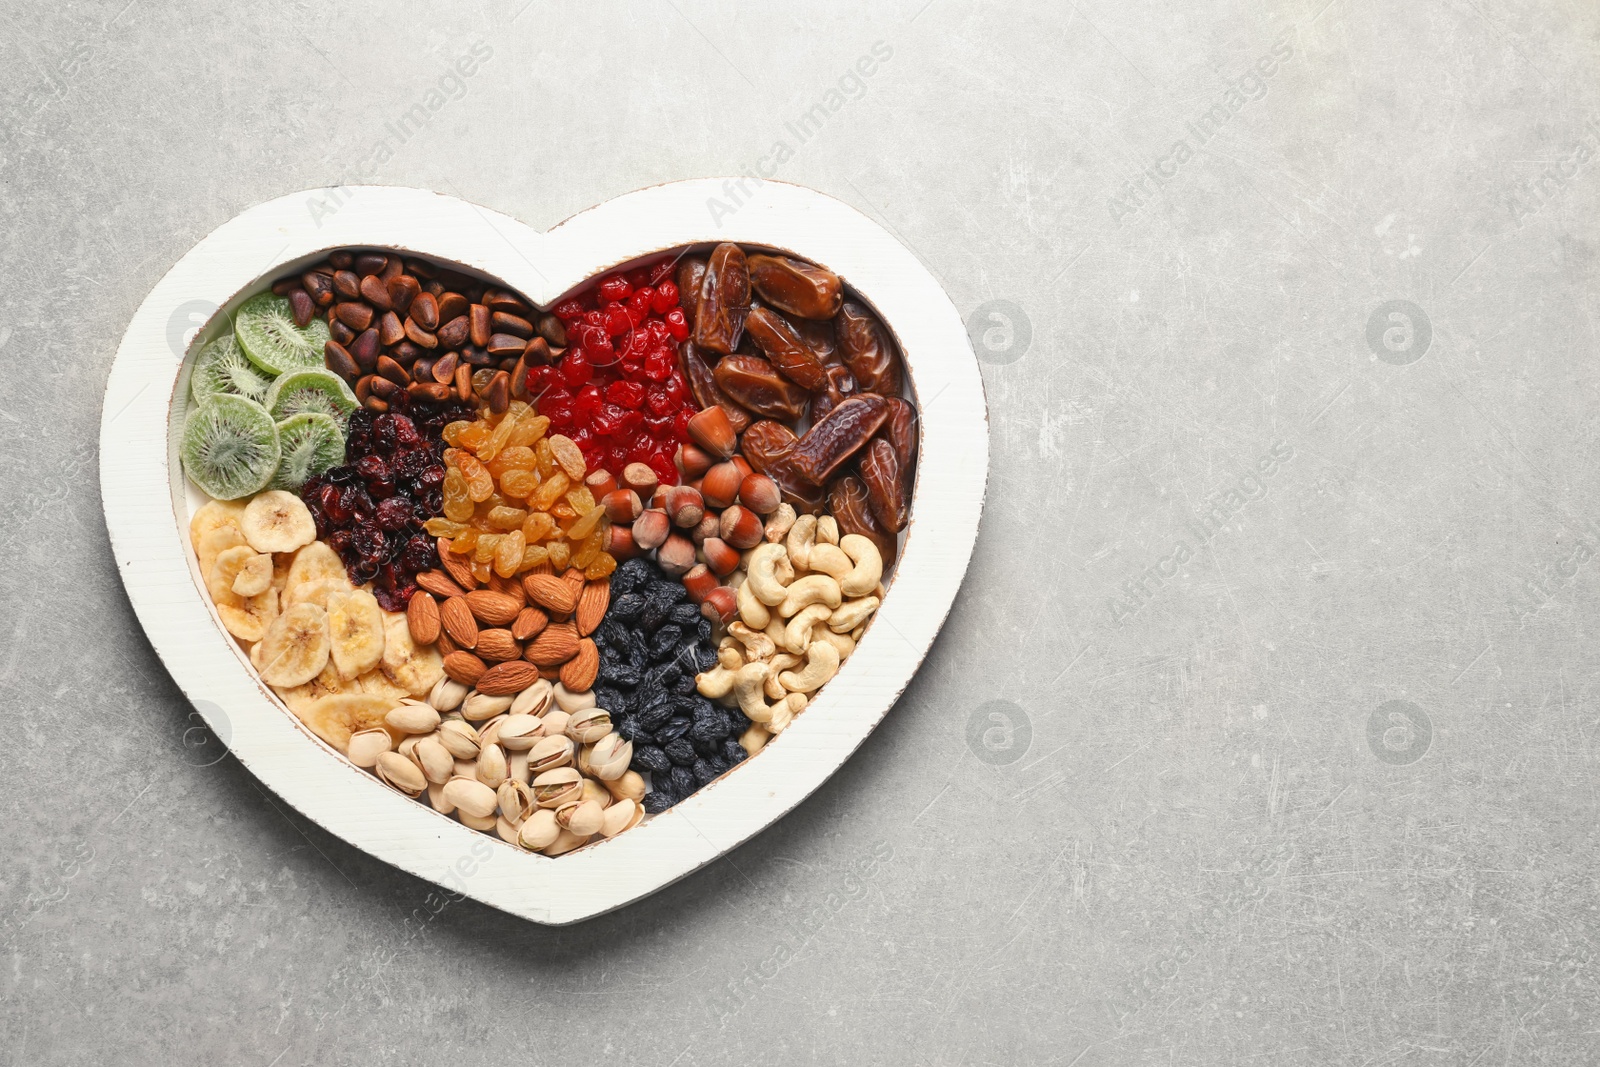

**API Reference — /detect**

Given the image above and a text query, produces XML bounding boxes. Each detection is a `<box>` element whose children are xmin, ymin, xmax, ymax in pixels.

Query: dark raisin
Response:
<box><xmin>597</xmin><ymin>619</ymin><xmax>629</xmax><ymax>648</ymax></box>
<box><xmin>721</xmin><ymin>739</ymin><xmax>748</xmax><ymax>764</ymax></box>
<box><xmin>693</xmin><ymin>758</ymin><xmax>721</xmax><ymax>787</ymax></box>
<box><xmin>697</xmin><ymin>618</ymin><xmax>713</xmax><ymax>643</ymax></box>
<box><xmin>670</xmin><ymin>672</ymin><xmax>696</xmax><ymax>695</ymax></box>
<box><xmin>664</xmin><ymin>738</ymin><xmax>697</xmax><ymax>766</ymax></box>
<box><xmin>637</xmin><ymin>701</ymin><xmax>675</xmax><ymax>731</ymax></box>
<box><xmin>615</xmin><ymin>715</ymin><xmax>649</xmax><ymax>743</ymax></box>
<box><xmin>643</xmin><ymin>790</ymin><xmax>677</xmax><ymax>814</ymax></box>
<box><xmin>670</xmin><ymin>602</ymin><xmax>702</xmax><ymax>627</ymax></box>
<box><xmin>650</xmin><ymin>624</ymin><xmax>684</xmax><ymax>659</ymax></box>
<box><xmin>657</xmin><ymin>719</ymin><xmax>693</xmax><ymax>746</ymax></box>
<box><xmin>613</xmin><ymin>557</ymin><xmax>653</xmax><ymax>595</ymax></box>
<box><xmin>668</xmin><ymin>765</ymin><xmax>696</xmax><ymax>797</ymax></box>
<box><xmin>610</xmin><ymin>592</ymin><xmax>645</xmax><ymax>622</ymax></box>
<box><xmin>632</xmin><ymin>745</ymin><xmax>672</xmax><ymax>774</ymax></box>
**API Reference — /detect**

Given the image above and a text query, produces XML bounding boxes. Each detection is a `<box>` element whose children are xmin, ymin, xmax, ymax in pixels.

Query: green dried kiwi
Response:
<box><xmin>270</xmin><ymin>412</ymin><xmax>345</xmax><ymax>491</ymax></box>
<box><xmin>189</xmin><ymin>332</ymin><xmax>272</xmax><ymax>404</ymax></box>
<box><xmin>234</xmin><ymin>292</ymin><xmax>330</xmax><ymax>375</ymax></box>
<box><xmin>181</xmin><ymin>395</ymin><xmax>281</xmax><ymax>500</ymax></box>
<box><xmin>265</xmin><ymin>368</ymin><xmax>358</xmax><ymax>424</ymax></box>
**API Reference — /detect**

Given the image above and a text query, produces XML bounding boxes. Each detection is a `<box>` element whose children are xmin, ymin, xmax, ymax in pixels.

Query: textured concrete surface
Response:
<box><xmin>3</xmin><ymin>0</ymin><xmax>1599</xmax><ymax>1063</ymax></box>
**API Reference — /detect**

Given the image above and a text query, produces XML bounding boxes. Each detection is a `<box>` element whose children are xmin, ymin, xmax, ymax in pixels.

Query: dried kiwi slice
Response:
<box><xmin>190</xmin><ymin>333</ymin><xmax>271</xmax><ymax>404</ymax></box>
<box><xmin>270</xmin><ymin>412</ymin><xmax>344</xmax><ymax>491</ymax></box>
<box><xmin>181</xmin><ymin>395</ymin><xmax>281</xmax><ymax>500</ymax></box>
<box><xmin>265</xmin><ymin>368</ymin><xmax>358</xmax><ymax>424</ymax></box>
<box><xmin>234</xmin><ymin>292</ymin><xmax>330</xmax><ymax>375</ymax></box>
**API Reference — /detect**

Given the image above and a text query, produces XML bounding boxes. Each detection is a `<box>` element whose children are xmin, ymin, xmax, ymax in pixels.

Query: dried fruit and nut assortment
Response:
<box><xmin>178</xmin><ymin>243</ymin><xmax>914</xmax><ymax>854</ymax></box>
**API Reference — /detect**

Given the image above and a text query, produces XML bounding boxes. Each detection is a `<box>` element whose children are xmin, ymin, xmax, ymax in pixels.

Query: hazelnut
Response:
<box><xmin>681</xmin><ymin>563</ymin><xmax>719</xmax><ymax>603</ymax></box>
<box><xmin>665</xmin><ymin>484</ymin><xmax>705</xmax><ymax>528</ymax></box>
<box><xmin>657</xmin><ymin>532</ymin><xmax>697</xmax><ymax>576</ymax></box>
<box><xmin>720</xmin><ymin>504</ymin><xmax>764</xmax><ymax>550</ymax></box>
<box><xmin>702</xmin><ymin>461</ymin><xmax>744</xmax><ymax>509</ymax></box>
<box><xmin>632</xmin><ymin>508</ymin><xmax>670</xmax><ymax>551</ymax></box>
<box><xmin>700</xmin><ymin>536</ymin><xmax>741</xmax><ymax>577</ymax></box>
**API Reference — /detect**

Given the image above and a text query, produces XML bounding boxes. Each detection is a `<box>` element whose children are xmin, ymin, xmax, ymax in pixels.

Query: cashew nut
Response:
<box><xmin>779</xmin><ymin>641</ymin><xmax>841</xmax><ymax>693</ymax></box>
<box><xmin>696</xmin><ymin>666</ymin><xmax>738</xmax><ymax>699</ymax></box>
<box><xmin>816</xmin><ymin>516</ymin><xmax>839</xmax><ymax>545</ymax></box>
<box><xmin>728</xmin><ymin>621</ymin><xmax>776</xmax><ymax>661</ymax></box>
<box><xmin>746</xmin><ymin>543</ymin><xmax>793</xmax><ymax>607</ymax></box>
<box><xmin>838</xmin><ymin>534</ymin><xmax>883</xmax><ymax>598</ymax></box>
<box><xmin>829</xmin><ymin>596</ymin><xmax>880</xmax><ymax>633</ymax></box>
<box><xmin>806</xmin><ymin>542</ymin><xmax>852</xmax><ymax>580</ymax></box>
<box><xmin>716</xmin><ymin>641</ymin><xmax>744</xmax><ymax>670</ymax></box>
<box><xmin>766</xmin><ymin>692</ymin><xmax>806</xmax><ymax>734</ymax></box>
<box><xmin>732</xmin><ymin>662</ymin><xmax>775</xmax><ymax>722</ymax></box>
<box><xmin>783</xmin><ymin>603</ymin><xmax>833</xmax><ymax>655</ymax></box>
<box><xmin>817</xmin><ymin>629</ymin><xmax>856</xmax><ymax>660</ymax></box>
<box><xmin>740</xmin><ymin>723</ymin><xmax>770</xmax><ymax>755</ymax></box>
<box><xmin>786</xmin><ymin>514</ymin><xmax>818</xmax><ymax>570</ymax></box>
<box><xmin>764</xmin><ymin>503</ymin><xmax>797</xmax><ymax>543</ymax></box>
<box><xmin>778</xmin><ymin>574</ymin><xmax>842</xmax><ymax>618</ymax></box>
<box><xmin>764</xmin><ymin>653</ymin><xmax>801</xmax><ymax>699</ymax></box>
<box><xmin>736</xmin><ymin>576</ymin><xmax>771</xmax><ymax>629</ymax></box>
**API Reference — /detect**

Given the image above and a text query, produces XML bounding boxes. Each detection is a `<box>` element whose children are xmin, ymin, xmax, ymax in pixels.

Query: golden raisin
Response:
<box><xmin>493</xmin><ymin>530</ymin><xmax>525</xmax><ymax>578</ymax></box>
<box><xmin>500</xmin><ymin>469</ymin><xmax>540</xmax><ymax>499</ymax></box>
<box><xmin>547</xmin><ymin>540</ymin><xmax>571</xmax><ymax>570</ymax></box>
<box><xmin>530</xmin><ymin>471</ymin><xmax>570</xmax><ymax>511</ymax></box>
<box><xmin>548</xmin><ymin>434</ymin><xmax>586</xmax><ymax>480</ymax></box>
<box><xmin>583</xmin><ymin>552</ymin><xmax>617</xmax><ymax>580</ymax></box>
<box><xmin>486</xmin><ymin>506</ymin><xmax>529</xmax><ymax>531</ymax></box>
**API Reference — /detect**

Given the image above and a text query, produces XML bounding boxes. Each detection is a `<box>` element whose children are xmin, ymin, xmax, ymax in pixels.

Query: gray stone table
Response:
<box><xmin>2</xmin><ymin>0</ymin><xmax>1597</xmax><ymax>1063</ymax></box>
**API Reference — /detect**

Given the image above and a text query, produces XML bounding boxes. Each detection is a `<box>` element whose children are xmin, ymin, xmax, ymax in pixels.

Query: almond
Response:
<box><xmin>440</xmin><ymin>548</ymin><xmax>478</xmax><ymax>592</ymax></box>
<box><xmin>524</xmin><ymin>621</ymin><xmax>580</xmax><ymax>666</ymax></box>
<box><xmin>575</xmin><ymin>581</ymin><xmax>610</xmax><ymax>636</ymax></box>
<box><xmin>476</xmin><ymin>660</ymin><xmax>540</xmax><ymax>696</ymax></box>
<box><xmin>559</xmin><ymin>638</ymin><xmax>600</xmax><ymax>691</ymax></box>
<box><xmin>512</xmin><ymin>606</ymin><xmax>549</xmax><ymax>641</ymax></box>
<box><xmin>523</xmin><ymin>573</ymin><xmax>578</xmax><ymax>615</ymax></box>
<box><xmin>440</xmin><ymin>596</ymin><xmax>479</xmax><ymax>648</ymax></box>
<box><xmin>464</xmin><ymin>589</ymin><xmax>521</xmax><ymax>626</ymax></box>
<box><xmin>406</xmin><ymin>590</ymin><xmax>441</xmax><ymax>645</ymax></box>
<box><xmin>476</xmin><ymin>628</ymin><xmax>521</xmax><ymax>662</ymax></box>
<box><xmin>416</xmin><ymin>569</ymin><xmax>468</xmax><ymax>599</ymax></box>
<box><xmin>442</xmin><ymin>650</ymin><xmax>488</xmax><ymax>686</ymax></box>
<box><xmin>489</xmin><ymin>571</ymin><xmax>528</xmax><ymax>607</ymax></box>
<box><xmin>436</xmin><ymin>628</ymin><xmax>460</xmax><ymax>657</ymax></box>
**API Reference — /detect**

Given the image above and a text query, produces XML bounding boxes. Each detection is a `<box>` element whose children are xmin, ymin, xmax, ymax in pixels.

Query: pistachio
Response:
<box><xmin>539</xmin><ymin>709</ymin><xmax>571</xmax><ymax>739</ymax></box>
<box><xmin>532</xmin><ymin>767</ymin><xmax>583</xmax><ymax>808</ymax></box>
<box><xmin>414</xmin><ymin>736</ymin><xmax>455</xmax><ymax>784</ymax></box>
<box><xmin>347</xmin><ymin>728</ymin><xmax>393</xmax><ymax>769</ymax></box>
<box><xmin>476</xmin><ymin>742</ymin><xmax>508</xmax><ymax>790</ymax></box>
<box><xmin>437</xmin><ymin>719</ymin><xmax>482</xmax><ymax>760</ymax></box>
<box><xmin>586</xmin><ymin>732</ymin><xmax>633</xmax><ymax>781</ymax></box>
<box><xmin>517</xmin><ymin>808</ymin><xmax>560</xmax><ymax>850</ymax></box>
<box><xmin>507</xmin><ymin>748</ymin><xmax>532</xmax><ymax>785</ymax></box>
<box><xmin>605</xmin><ymin>770</ymin><xmax>646</xmax><ymax>804</ymax></box>
<box><xmin>600</xmin><ymin>798</ymin><xmax>641</xmax><ymax>838</ymax></box>
<box><xmin>428</xmin><ymin>676</ymin><xmax>469</xmax><ymax>712</ymax></box>
<box><xmin>580</xmin><ymin>778</ymin><xmax>612</xmax><ymax>809</ymax></box>
<box><xmin>477</xmin><ymin>713</ymin><xmax>509</xmax><ymax>748</ymax></box>
<box><xmin>496</xmin><ymin>714</ymin><xmax>544</xmax><ymax>751</ymax></box>
<box><xmin>386</xmin><ymin>702</ymin><xmax>441</xmax><ymax>734</ymax></box>
<box><xmin>375</xmin><ymin>751</ymin><xmax>426</xmax><ymax>796</ymax></box>
<box><xmin>509</xmin><ymin>678</ymin><xmax>554</xmax><ymax>717</ymax></box>
<box><xmin>557</xmin><ymin>799</ymin><xmax>605</xmax><ymax>837</ymax></box>
<box><xmin>462</xmin><ymin>691</ymin><xmax>514</xmax><ymax>721</ymax></box>
<box><xmin>565</xmin><ymin>707</ymin><xmax>613</xmax><ymax>744</ymax></box>
<box><xmin>543</xmin><ymin>828</ymin><xmax>589</xmax><ymax>856</ymax></box>
<box><xmin>528</xmin><ymin>734</ymin><xmax>574</xmax><ymax>775</ymax></box>
<box><xmin>458</xmin><ymin>809</ymin><xmax>498</xmax><ymax>832</ymax></box>
<box><xmin>497</xmin><ymin>779</ymin><xmax>535</xmax><ymax>824</ymax></box>
<box><xmin>495</xmin><ymin>815</ymin><xmax>522</xmax><ymax>846</ymax></box>
<box><xmin>552</xmin><ymin>683</ymin><xmax>595</xmax><ymax>713</ymax></box>
<box><xmin>442</xmin><ymin>775</ymin><xmax>498</xmax><ymax>819</ymax></box>
<box><xmin>427</xmin><ymin>780</ymin><xmax>455</xmax><ymax>814</ymax></box>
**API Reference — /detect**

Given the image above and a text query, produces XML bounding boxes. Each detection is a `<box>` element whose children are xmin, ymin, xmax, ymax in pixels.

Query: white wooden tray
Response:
<box><xmin>99</xmin><ymin>181</ymin><xmax>988</xmax><ymax>924</ymax></box>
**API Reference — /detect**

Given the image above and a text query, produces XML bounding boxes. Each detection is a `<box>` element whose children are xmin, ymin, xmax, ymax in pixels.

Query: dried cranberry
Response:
<box><xmin>371</xmin><ymin>414</ymin><xmax>396</xmax><ymax>453</ymax></box>
<box><xmin>375</xmin><ymin>496</ymin><xmax>413</xmax><ymax>531</ymax></box>
<box><xmin>400</xmin><ymin>534</ymin><xmax>436</xmax><ymax>571</ymax></box>
<box><xmin>598</xmin><ymin>274</ymin><xmax>632</xmax><ymax>302</ymax></box>
<box><xmin>391</xmin><ymin>414</ymin><xmax>420</xmax><ymax>448</ymax></box>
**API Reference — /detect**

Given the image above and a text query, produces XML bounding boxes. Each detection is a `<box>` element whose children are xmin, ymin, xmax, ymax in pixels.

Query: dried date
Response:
<box><xmin>741</xmin><ymin>420</ymin><xmax>825</xmax><ymax>513</ymax></box>
<box><xmin>747</xmin><ymin>254</ymin><xmax>843</xmax><ymax>320</ymax></box>
<box><xmin>676</xmin><ymin>257</ymin><xmax>707</xmax><ymax>329</ymax></box>
<box><xmin>858</xmin><ymin>437</ymin><xmax>908</xmax><ymax>533</ymax></box>
<box><xmin>837</xmin><ymin>301</ymin><xmax>903</xmax><ymax>396</ymax></box>
<box><xmin>829</xmin><ymin>474</ymin><xmax>896</xmax><ymax>566</ymax></box>
<box><xmin>883</xmin><ymin>396</ymin><xmax>917</xmax><ymax>472</ymax></box>
<box><xmin>745</xmin><ymin>307</ymin><xmax>827</xmax><ymax>390</ymax></box>
<box><xmin>789</xmin><ymin>395</ymin><xmax>889</xmax><ymax>485</ymax></box>
<box><xmin>691</xmin><ymin>243</ymin><xmax>750</xmax><ymax>355</ymax></box>
<box><xmin>679</xmin><ymin>342</ymin><xmax>752</xmax><ymax>435</ymax></box>
<box><xmin>789</xmin><ymin>313</ymin><xmax>839</xmax><ymax>366</ymax></box>
<box><xmin>809</xmin><ymin>364</ymin><xmax>858</xmax><ymax>425</ymax></box>
<box><xmin>712</xmin><ymin>355</ymin><xmax>809</xmax><ymax>421</ymax></box>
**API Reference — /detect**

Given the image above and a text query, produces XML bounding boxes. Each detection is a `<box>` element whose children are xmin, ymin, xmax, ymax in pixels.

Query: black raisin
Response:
<box><xmin>656</xmin><ymin>717</ymin><xmax>693</xmax><ymax>745</ymax></box>
<box><xmin>643</xmin><ymin>789</ymin><xmax>678</xmax><ymax>814</ymax></box>
<box><xmin>697</xmin><ymin>618</ymin><xmax>713</xmax><ymax>643</ymax></box>
<box><xmin>650</xmin><ymin>624</ymin><xmax>684</xmax><ymax>660</ymax></box>
<box><xmin>610</xmin><ymin>592</ymin><xmax>645</xmax><ymax>622</ymax></box>
<box><xmin>668</xmin><ymin>765</ymin><xmax>696</xmax><ymax>797</ymax></box>
<box><xmin>670</xmin><ymin>602</ymin><xmax>701</xmax><ymax>627</ymax></box>
<box><xmin>615</xmin><ymin>715</ymin><xmax>649</xmax><ymax>743</ymax></box>
<box><xmin>693</xmin><ymin>758</ymin><xmax>721</xmax><ymax>787</ymax></box>
<box><xmin>690</xmin><ymin>707</ymin><xmax>730</xmax><ymax>746</ymax></box>
<box><xmin>637</xmin><ymin>701</ymin><xmax>674</xmax><ymax>731</ymax></box>
<box><xmin>721</xmin><ymin>739</ymin><xmax>748</xmax><ymax>764</ymax></box>
<box><xmin>614</xmin><ymin>557</ymin><xmax>653</xmax><ymax>594</ymax></box>
<box><xmin>670</xmin><ymin>672</ymin><xmax>696</xmax><ymax>695</ymax></box>
<box><xmin>664</xmin><ymin>738</ymin><xmax>697</xmax><ymax>766</ymax></box>
<box><xmin>692</xmin><ymin>644</ymin><xmax>718</xmax><ymax>672</ymax></box>
<box><xmin>594</xmin><ymin>685</ymin><xmax>626</xmax><ymax>713</ymax></box>
<box><xmin>597</xmin><ymin>619</ymin><xmax>630</xmax><ymax>649</ymax></box>
<box><xmin>633</xmin><ymin>744</ymin><xmax>672</xmax><ymax>774</ymax></box>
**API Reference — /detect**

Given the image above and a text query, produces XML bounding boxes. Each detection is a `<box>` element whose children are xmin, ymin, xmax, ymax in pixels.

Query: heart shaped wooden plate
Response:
<box><xmin>100</xmin><ymin>181</ymin><xmax>988</xmax><ymax>923</ymax></box>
